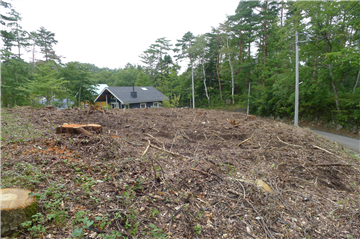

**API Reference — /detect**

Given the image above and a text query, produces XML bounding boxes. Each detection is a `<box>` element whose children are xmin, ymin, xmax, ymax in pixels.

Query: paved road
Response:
<box><xmin>311</xmin><ymin>129</ymin><xmax>360</xmax><ymax>152</ymax></box>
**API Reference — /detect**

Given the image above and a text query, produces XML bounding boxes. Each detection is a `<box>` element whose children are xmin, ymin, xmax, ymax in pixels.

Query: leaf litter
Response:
<box><xmin>1</xmin><ymin>106</ymin><xmax>360</xmax><ymax>238</ymax></box>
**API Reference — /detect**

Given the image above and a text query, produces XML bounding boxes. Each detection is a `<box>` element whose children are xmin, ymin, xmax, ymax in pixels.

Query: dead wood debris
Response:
<box><xmin>1</xmin><ymin>107</ymin><xmax>360</xmax><ymax>238</ymax></box>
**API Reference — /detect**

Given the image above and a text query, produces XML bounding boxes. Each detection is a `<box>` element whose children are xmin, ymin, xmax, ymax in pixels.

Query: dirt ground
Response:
<box><xmin>1</xmin><ymin>106</ymin><xmax>360</xmax><ymax>238</ymax></box>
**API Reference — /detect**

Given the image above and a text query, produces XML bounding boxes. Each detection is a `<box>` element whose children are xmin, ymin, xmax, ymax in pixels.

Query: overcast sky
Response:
<box><xmin>10</xmin><ymin>0</ymin><xmax>240</xmax><ymax>70</ymax></box>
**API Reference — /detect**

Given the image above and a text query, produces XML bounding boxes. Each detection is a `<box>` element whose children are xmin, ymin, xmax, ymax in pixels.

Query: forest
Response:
<box><xmin>1</xmin><ymin>0</ymin><xmax>360</xmax><ymax>128</ymax></box>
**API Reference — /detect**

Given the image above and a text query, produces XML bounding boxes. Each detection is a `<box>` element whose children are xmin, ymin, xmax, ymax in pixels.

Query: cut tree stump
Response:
<box><xmin>1</xmin><ymin>188</ymin><xmax>38</xmax><ymax>236</ymax></box>
<box><xmin>55</xmin><ymin>124</ymin><xmax>102</xmax><ymax>135</ymax></box>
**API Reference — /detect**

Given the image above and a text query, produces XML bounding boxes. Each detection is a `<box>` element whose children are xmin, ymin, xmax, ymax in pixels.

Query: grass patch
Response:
<box><xmin>1</xmin><ymin>110</ymin><xmax>43</xmax><ymax>143</ymax></box>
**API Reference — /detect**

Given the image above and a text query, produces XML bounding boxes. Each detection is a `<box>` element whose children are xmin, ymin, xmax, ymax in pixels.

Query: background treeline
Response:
<box><xmin>1</xmin><ymin>0</ymin><xmax>359</xmax><ymax>127</ymax></box>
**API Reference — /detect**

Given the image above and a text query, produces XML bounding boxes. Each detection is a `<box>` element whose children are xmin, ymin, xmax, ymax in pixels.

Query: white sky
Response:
<box><xmin>10</xmin><ymin>0</ymin><xmax>240</xmax><ymax>70</ymax></box>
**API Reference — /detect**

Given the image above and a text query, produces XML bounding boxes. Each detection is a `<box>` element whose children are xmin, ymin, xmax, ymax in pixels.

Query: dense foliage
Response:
<box><xmin>1</xmin><ymin>0</ymin><xmax>359</xmax><ymax>127</ymax></box>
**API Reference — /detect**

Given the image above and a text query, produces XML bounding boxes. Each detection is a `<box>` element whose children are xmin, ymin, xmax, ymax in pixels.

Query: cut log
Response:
<box><xmin>1</xmin><ymin>188</ymin><xmax>38</xmax><ymax>236</ymax></box>
<box><xmin>55</xmin><ymin>124</ymin><xmax>102</xmax><ymax>135</ymax></box>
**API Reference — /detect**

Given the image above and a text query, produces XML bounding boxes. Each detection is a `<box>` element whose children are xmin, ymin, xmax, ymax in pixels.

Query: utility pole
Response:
<box><xmin>191</xmin><ymin>63</ymin><xmax>195</xmax><ymax>108</ymax></box>
<box><xmin>247</xmin><ymin>82</ymin><xmax>251</xmax><ymax>115</ymax></box>
<box><xmin>295</xmin><ymin>32</ymin><xmax>299</xmax><ymax>126</ymax></box>
<box><xmin>295</xmin><ymin>31</ymin><xmax>310</xmax><ymax>126</ymax></box>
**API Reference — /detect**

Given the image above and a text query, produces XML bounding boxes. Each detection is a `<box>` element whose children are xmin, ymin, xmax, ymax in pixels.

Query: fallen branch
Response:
<box><xmin>150</xmin><ymin>144</ymin><xmax>189</xmax><ymax>159</ymax></box>
<box><xmin>145</xmin><ymin>133</ymin><xmax>165</xmax><ymax>149</ymax></box>
<box><xmin>142</xmin><ymin>140</ymin><xmax>151</xmax><ymax>156</ymax></box>
<box><xmin>196</xmin><ymin>198</ymin><xmax>211</xmax><ymax>208</ymax></box>
<box><xmin>228</xmin><ymin>189</ymin><xmax>243</xmax><ymax>197</ymax></box>
<box><xmin>313</xmin><ymin>145</ymin><xmax>360</xmax><ymax>172</ymax></box>
<box><xmin>313</xmin><ymin>145</ymin><xmax>342</xmax><ymax>159</ymax></box>
<box><xmin>170</xmin><ymin>130</ymin><xmax>178</xmax><ymax>152</ymax></box>
<box><xmin>238</xmin><ymin>134</ymin><xmax>253</xmax><ymax>146</ymax></box>
<box><xmin>235</xmin><ymin>223</ymin><xmax>256</xmax><ymax>239</ymax></box>
<box><xmin>165</xmin><ymin>204</ymin><xmax>186</xmax><ymax>223</ymax></box>
<box><xmin>277</xmin><ymin>136</ymin><xmax>302</xmax><ymax>148</ymax></box>
<box><xmin>209</xmin><ymin>193</ymin><xmax>239</xmax><ymax>202</ymax></box>
<box><xmin>190</xmin><ymin>168</ymin><xmax>209</xmax><ymax>176</ymax></box>
<box><xmin>315</xmin><ymin>163</ymin><xmax>354</xmax><ymax>167</ymax></box>
<box><xmin>211</xmin><ymin>132</ymin><xmax>225</xmax><ymax>141</ymax></box>
<box><xmin>181</xmin><ymin>130</ymin><xmax>192</xmax><ymax>141</ymax></box>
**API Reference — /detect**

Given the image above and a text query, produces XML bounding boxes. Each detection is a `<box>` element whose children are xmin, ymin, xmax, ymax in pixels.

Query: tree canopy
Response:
<box><xmin>1</xmin><ymin>0</ymin><xmax>359</xmax><ymax>127</ymax></box>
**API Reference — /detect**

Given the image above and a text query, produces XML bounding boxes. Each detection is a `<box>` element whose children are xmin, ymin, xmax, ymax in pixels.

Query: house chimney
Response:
<box><xmin>131</xmin><ymin>83</ymin><xmax>137</xmax><ymax>98</ymax></box>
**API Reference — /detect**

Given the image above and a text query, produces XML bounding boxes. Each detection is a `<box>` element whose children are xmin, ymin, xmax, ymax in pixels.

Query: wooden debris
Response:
<box><xmin>239</xmin><ymin>134</ymin><xmax>253</xmax><ymax>146</ymax></box>
<box><xmin>142</xmin><ymin>140</ymin><xmax>151</xmax><ymax>156</ymax></box>
<box><xmin>56</xmin><ymin>124</ymin><xmax>102</xmax><ymax>135</ymax></box>
<box><xmin>150</xmin><ymin>143</ymin><xmax>189</xmax><ymax>159</ymax></box>
<box><xmin>277</xmin><ymin>136</ymin><xmax>302</xmax><ymax>148</ymax></box>
<box><xmin>1</xmin><ymin>188</ymin><xmax>38</xmax><ymax>236</ymax></box>
<box><xmin>245</xmin><ymin>115</ymin><xmax>256</xmax><ymax>121</ymax></box>
<box><xmin>190</xmin><ymin>168</ymin><xmax>209</xmax><ymax>176</ymax></box>
<box><xmin>315</xmin><ymin>163</ymin><xmax>354</xmax><ymax>167</ymax></box>
<box><xmin>255</xmin><ymin>179</ymin><xmax>274</xmax><ymax>193</ymax></box>
<box><xmin>228</xmin><ymin>119</ymin><xmax>241</xmax><ymax>125</ymax></box>
<box><xmin>44</xmin><ymin>105</ymin><xmax>56</xmax><ymax>110</ymax></box>
<box><xmin>229</xmin><ymin>177</ymin><xmax>274</xmax><ymax>193</ymax></box>
<box><xmin>87</xmin><ymin>105</ymin><xmax>105</xmax><ymax>115</ymax></box>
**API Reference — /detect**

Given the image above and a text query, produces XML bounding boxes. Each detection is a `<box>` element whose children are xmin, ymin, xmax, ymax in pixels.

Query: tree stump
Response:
<box><xmin>55</xmin><ymin>124</ymin><xmax>102</xmax><ymax>135</ymax></box>
<box><xmin>1</xmin><ymin>188</ymin><xmax>38</xmax><ymax>236</ymax></box>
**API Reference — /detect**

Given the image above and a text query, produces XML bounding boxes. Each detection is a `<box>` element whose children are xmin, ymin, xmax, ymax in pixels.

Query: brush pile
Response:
<box><xmin>1</xmin><ymin>106</ymin><xmax>359</xmax><ymax>238</ymax></box>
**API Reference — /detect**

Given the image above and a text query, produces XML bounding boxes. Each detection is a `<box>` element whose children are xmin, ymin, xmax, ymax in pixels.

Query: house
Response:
<box><xmin>94</xmin><ymin>86</ymin><xmax>168</xmax><ymax>109</ymax></box>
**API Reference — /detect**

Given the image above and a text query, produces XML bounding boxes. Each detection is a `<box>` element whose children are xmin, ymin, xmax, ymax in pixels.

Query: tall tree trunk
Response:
<box><xmin>0</xmin><ymin>74</ymin><xmax>5</xmax><ymax>107</ymax></box>
<box><xmin>216</xmin><ymin>39</ymin><xmax>223</xmax><ymax>100</ymax></box>
<box><xmin>32</xmin><ymin>42</ymin><xmax>36</xmax><ymax>70</ymax></box>
<box><xmin>311</xmin><ymin>38</ymin><xmax>318</xmax><ymax>82</ymax></box>
<box><xmin>280</xmin><ymin>2</ymin><xmax>283</xmax><ymax>28</ymax></box>
<box><xmin>263</xmin><ymin>2</ymin><xmax>268</xmax><ymax>65</ymax></box>
<box><xmin>78</xmin><ymin>85</ymin><xmax>82</xmax><ymax>107</ymax></box>
<box><xmin>14</xmin><ymin>69</ymin><xmax>18</xmax><ymax>106</ymax></box>
<box><xmin>238</xmin><ymin>31</ymin><xmax>242</xmax><ymax>74</ymax></box>
<box><xmin>66</xmin><ymin>83</ymin><xmax>69</xmax><ymax>108</ymax></box>
<box><xmin>17</xmin><ymin>40</ymin><xmax>21</xmax><ymax>58</ymax></box>
<box><xmin>201</xmin><ymin>55</ymin><xmax>210</xmax><ymax>105</ymax></box>
<box><xmin>191</xmin><ymin>59</ymin><xmax>195</xmax><ymax>109</ymax></box>
<box><xmin>246</xmin><ymin>37</ymin><xmax>251</xmax><ymax>90</ymax></box>
<box><xmin>229</xmin><ymin>54</ymin><xmax>235</xmax><ymax>104</ymax></box>
<box><xmin>226</xmin><ymin>38</ymin><xmax>235</xmax><ymax>104</ymax></box>
<box><xmin>329</xmin><ymin>64</ymin><xmax>340</xmax><ymax>112</ymax></box>
<box><xmin>353</xmin><ymin>69</ymin><xmax>360</xmax><ymax>93</ymax></box>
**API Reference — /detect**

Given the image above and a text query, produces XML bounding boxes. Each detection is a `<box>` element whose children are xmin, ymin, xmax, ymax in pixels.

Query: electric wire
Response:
<box><xmin>345</xmin><ymin>1</ymin><xmax>359</xmax><ymax>15</ymax></box>
<box><xmin>334</xmin><ymin>0</ymin><xmax>350</xmax><ymax>16</ymax></box>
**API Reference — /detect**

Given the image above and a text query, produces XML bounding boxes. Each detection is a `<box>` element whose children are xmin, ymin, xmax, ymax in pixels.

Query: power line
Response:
<box><xmin>332</xmin><ymin>0</ymin><xmax>359</xmax><ymax>18</ymax></box>
<box><xmin>333</xmin><ymin>0</ymin><xmax>350</xmax><ymax>17</ymax></box>
<box><xmin>345</xmin><ymin>1</ymin><xmax>359</xmax><ymax>15</ymax></box>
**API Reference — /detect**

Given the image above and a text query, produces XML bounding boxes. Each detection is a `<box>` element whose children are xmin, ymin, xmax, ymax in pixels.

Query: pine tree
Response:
<box><xmin>174</xmin><ymin>31</ymin><xmax>196</xmax><ymax>108</ymax></box>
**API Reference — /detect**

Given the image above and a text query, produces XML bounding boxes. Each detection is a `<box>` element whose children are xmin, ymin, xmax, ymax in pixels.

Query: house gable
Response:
<box><xmin>94</xmin><ymin>88</ymin><xmax>123</xmax><ymax>104</ymax></box>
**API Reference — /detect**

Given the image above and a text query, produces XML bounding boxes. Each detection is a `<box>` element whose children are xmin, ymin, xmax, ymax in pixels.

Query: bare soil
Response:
<box><xmin>1</xmin><ymin>106</ymin><xmax>360</xmax><ymax>238</ymax></box>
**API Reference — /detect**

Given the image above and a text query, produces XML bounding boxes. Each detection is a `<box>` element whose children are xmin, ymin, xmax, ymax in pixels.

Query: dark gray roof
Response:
<box><xmin>96</xmin><ymin>87</ymin><xmax>168</xmax><ymax>104</ymax></box>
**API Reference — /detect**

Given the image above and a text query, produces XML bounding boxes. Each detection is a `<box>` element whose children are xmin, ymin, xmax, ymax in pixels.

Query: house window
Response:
<box><xmin>153</xmin><ymin>102</ymin><xmax>159</xmax><ymax>108</ymax></box>
<box><xmin>140</xmin><ymin>103</ymin><xmax>146</xmax><ymax>108</ymax></box>
<box><xmin>123</xmin><ymin>104</ymin><xmax>129</xmax><ymax>109</ymax></box>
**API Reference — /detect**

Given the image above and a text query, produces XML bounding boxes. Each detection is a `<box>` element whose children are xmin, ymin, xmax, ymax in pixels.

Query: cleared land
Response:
<box><xmin>1</xmin><ymin>106</ymin><xmax>360</xmax><ymax>238</ymax></box>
